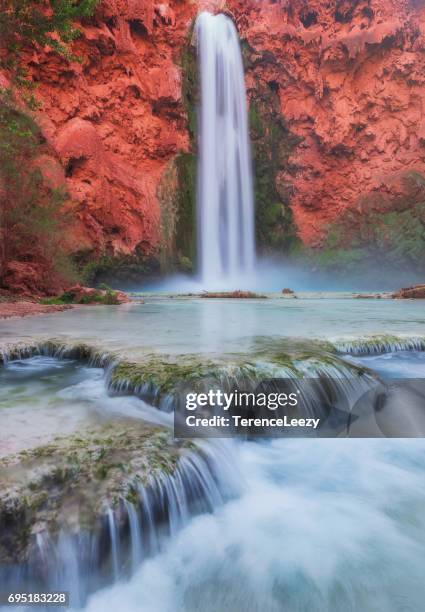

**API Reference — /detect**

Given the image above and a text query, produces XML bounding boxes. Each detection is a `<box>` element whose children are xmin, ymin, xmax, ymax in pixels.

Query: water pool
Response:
<box><xmin>1</xmin><ymin>295</ymin><xmax>424</xmax><ymax>358</ymax></box>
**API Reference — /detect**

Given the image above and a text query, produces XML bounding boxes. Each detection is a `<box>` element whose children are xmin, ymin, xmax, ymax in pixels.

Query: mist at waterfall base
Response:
<box><xmin>141</xmin><ymin>253</ymin><xmax>425</xmax><ymax>294</ymax></box>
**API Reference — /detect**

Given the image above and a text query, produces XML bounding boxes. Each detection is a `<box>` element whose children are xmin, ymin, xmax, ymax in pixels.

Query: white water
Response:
<box><xmin>125</xmin><ymin>501</ymin><xmax>143</xmax><ymax>573</ymax></box>
<box><xmin>0</xmin><ymin>357</ymin><xmax>240</xmax><ymax>606</ymax></box>
<box><xmin>80</xmin><ymin>352</ymin><xmax>425</xmax><ymax>611</ymax></box>
<box><xmin>84</xmin><ymin>438</ymin><xmax>425</xmax><ymax>612</ymax></box>
<box><xmin>196</xmin><ymin>12</ymin><xmax>256</xmax><ymax>288</ymax></box>
<box><xmin>3</xmin><ymin>354</ymin><xmax>425</xmax><ymax>610</ymax></box>
<box><xmin>107</xmin><ymin>507</ymin><xmax>120</xmax><ymax>581</ymax></box>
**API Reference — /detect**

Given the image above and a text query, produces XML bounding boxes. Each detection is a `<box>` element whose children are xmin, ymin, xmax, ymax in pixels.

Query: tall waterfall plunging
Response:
<box><xmin>196</xmin><ymin>12</ymin><xmax>256</xmax><ymax>288</ymax></box>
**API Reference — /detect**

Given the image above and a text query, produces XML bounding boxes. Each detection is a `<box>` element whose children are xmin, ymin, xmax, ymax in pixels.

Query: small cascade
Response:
<box><xmin>125</xmin><ymin>501</ymin><xmax>143</xmax><ymax>573</ymax></box>
<box><xmin>0</xmin><ymin>442</ymin><xmax>240</xmax><ymax>608</ymax></box>
<box><xmin>2</xmin><ymin>345</ymin><xmax>425</xmax><ymax>608</ymax></box>
<box><xmin>334</xmin><ymin>336</ymin><xmax>425</xmax><ymax>355</ymax></box>
<box><xmin>195</xmin><ymin>12</ymin><xmax>256</xmax><ymax>287</ymax></box>
<box><xmin>137</xmin><ymin>485</ymin><xmax>159</xmax><ymax>554</ymax></box>
<box><xmin>0</xmin><ymin>340</ymin><xmax>115</xmax><ymax>369</ymax></box>
<box><xmin>106</xmin><ymin>507</ymin><xmax>120</xmax><ymax>580</ymax></box>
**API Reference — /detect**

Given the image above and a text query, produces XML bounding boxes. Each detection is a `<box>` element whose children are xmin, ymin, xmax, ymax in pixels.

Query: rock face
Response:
<box><xmin>2</xmin><ymin>261</ymin><xmax>64</xmax><ymax>297</ymax></box>
<box><xmin>228</xmin><ymin>0</ymin><xmax>425</xmax><ymax>247</ymax></box>
<box><xmin>19</xmin><ymin>0</ymin><xmax>195</xmax><ymax>268</ymax></box>
<box><xmin>5</xmin><ymin>0</ymin><xmax>425</xmax><ymax>282</ymax></box>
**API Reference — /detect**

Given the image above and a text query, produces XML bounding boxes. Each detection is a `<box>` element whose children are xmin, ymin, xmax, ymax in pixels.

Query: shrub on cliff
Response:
<box><xmin>0</xmin><ymin>89</ymin><xmax>77</xmax><ymax>292</ymax></box>
<box><xmin>0</xmin><ymin>0</ymin><xmax>97</xmax><ymax>62</ymax></box>
<box><xmin>0</xmin><ymin>0</ymin><xmax>99</xmax><ymax>295</ymax></box>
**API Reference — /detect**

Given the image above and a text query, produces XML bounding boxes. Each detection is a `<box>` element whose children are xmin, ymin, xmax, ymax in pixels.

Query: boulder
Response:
<box><xmin>65</xmin><ymin>284</ymin><xmax>130</xmax><ymax>304</ymax></box>
<box><xmin>393</xmin><ymin>284</ymin><xmax>425</xmax><ymax>299</ymax></box>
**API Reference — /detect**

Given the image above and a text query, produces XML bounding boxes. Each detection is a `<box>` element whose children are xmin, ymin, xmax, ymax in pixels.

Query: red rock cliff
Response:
<box><xmin>228</xmin><ymin>0</ymin><xmax>425</xmax><ymax>246</ymax></box>
<box><xmin>20</xmin><ymin>0</ymin><xmax>197</xmax><ymax>264</ymax></box>
<box><xmin>7</xmin><ymin>0</ymin><xmax>425</xmax><ymax>276</ymax></box>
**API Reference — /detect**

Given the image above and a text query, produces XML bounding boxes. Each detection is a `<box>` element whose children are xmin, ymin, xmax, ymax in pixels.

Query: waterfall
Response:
<box><xmin>125</xmin><ymin>501</ymin><xmax>143</xmax><ymax>572</ymax></box>
<box><xmin>106</xmin><ymin>507</ymin><xmax>120</xmax><ymax>580</ymax></box>
<box><xmin>196</xmin><ymin>12</ymin><xmax>256</xmax><ymax>288</ymax></box>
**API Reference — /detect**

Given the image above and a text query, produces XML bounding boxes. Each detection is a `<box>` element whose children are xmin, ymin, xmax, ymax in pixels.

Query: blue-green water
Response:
<box><xmin>1</xmin><ymin>295</ymin><xmax>424</xmax><ymax>357</ymax></box>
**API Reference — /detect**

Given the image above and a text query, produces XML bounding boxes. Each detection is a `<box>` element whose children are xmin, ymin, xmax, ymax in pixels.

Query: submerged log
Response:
<box><xmin>201</xmin><ymin>290</ymin><xmax>267</xmax><ymax>299</ymax></box>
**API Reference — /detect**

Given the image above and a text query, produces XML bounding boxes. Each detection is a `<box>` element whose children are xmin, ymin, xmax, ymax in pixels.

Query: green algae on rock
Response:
<box><xmin>0</xmin><ymin>421</ymin><xmax>190</xmax><ymax>564</ymax></box>
<box><xmin>247</xmin><ymin>77</ymin><xmax>301</xmax><ymax>254</ymax></box>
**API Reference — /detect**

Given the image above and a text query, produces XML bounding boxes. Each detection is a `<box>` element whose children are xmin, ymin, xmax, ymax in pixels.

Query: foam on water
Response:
<box><xmin>3</xmin><ymin>351</ymin><xmax>425</xmax><ymax>611</ymax></box>
<box><xmin>347</xmin><ymin>351</ymin><xmax>425</xmax><ymax>379</ymax></box>
<box><xmin>82</xmin><ymin>438</ymin><xmax>425</xmax><ymax>612</ymax></box>
<box><xmin>79</xmin><ymin>351</ymin><xmax>425</xmax><ymax>611</ymax></box>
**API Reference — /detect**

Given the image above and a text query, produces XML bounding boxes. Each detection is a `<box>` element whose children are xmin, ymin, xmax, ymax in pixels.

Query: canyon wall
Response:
<box><xmin>14</xmin><ymin>0</ymin><xmax>198</xmax><ymax>283</ymax></box>
<box><xmin>4</xmin><ymin>0</ymin><xmax>425</xmax><ymax>286</ymax></box>
<box><xmin>229</xmin><ymin>0</ymin><xmax>425</xmax><ymax>257</ymax></box>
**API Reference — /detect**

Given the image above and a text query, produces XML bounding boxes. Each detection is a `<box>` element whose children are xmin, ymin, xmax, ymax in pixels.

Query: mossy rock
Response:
<box><xmin>175</xmin><ymin>153</ymin><xmax>197</xmax><ymax>265</ymax></box>
<box><xmin>0</xmin><ymin>421</ymin><xmax>191</xmax><ymax>564</ymax></box>
<box><xmin>158</xmin><ymin>33</ymin><xmax>198</xmax><ymax>272</ymax></box>
<box><xmin>77</xmin><ymin>253</ymin><xmax>160</xmax><ymax>287</ymax></box>
<box><xmin>181</xmin><ymin>42</ymin><xmax>199</xmax><ymax>144</ymax></box>
<box><xmin>298</xmin><ymin>176</ymin><xmax>425</xmax><ymax>275</ymax></box>
<box><xmin>247</xmin><ymin>81</ymin><xmax>302</xmax><ymax>254</ymax></box>
<box><xmin>109</xmin><ymin>356</ymin><xmax>220</xmax><ymax>400</ymax></box>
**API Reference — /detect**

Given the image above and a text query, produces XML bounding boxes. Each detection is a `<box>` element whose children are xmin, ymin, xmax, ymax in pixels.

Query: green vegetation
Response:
<box><xmin>0</xmin><ymin>0</ymin><xmax>98</xmax><ymax>68</ymax></box>
<box><xmin>248</xmin><ymin>83</ymin><xmax>301</xmax><ymax>254</ymax></box>
<box><xmin>0</xmin><ymin>0</ymin><xmax>99</xmax><ymax>292</ymax></box>
<box><xmin>110</xmin><ymin>357</ymin><xmax>215</xmax><ymax>397</ymax></box>
<box><xmin>166</xmin><ymin>37</ymin><xmax>199</xmax><ymax>272</ymax></box>
<box><xmin>40</xmin><ymin>284</ymin><xmax>122</xmax><ymax>305</ymax></box>
<box><xmin>158</xmin><ymin>36</ymin><xmax>198</xmax><ymax>273</ymax></box>
<box><xmin>310</xmin><ymin>195</ymin><xmax>425</xmax><ymax>273</ymax></box>
<box><xmin>79</xmin><ymin>252</ymin><xmax>159</xmax><ymax>285</ymax></box>
<box><xmin>0</xmin><ymin>89</ymin><xmax>77</xmax><ymax>288</ymax></box>
<box><xmin>181</xmin><ymin>42</ymin><xmax>199</xmax><ymax>143</ymax></box>
<box><xmin>174</xmin><ymin>153</ymin><xmax>197</xmax><ymax>268</ymax></box>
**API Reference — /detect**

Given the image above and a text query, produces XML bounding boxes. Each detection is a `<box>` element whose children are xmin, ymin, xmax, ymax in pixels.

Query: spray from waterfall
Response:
<box><xmin>195</xmin><ymin>12</ymin><xmax>256</xmax><ymax>288</ymax></box>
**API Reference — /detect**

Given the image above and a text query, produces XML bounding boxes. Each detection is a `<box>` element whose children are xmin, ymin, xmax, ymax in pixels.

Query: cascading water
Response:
<box><xmin>196</xmin><ymin>12</ymin><xmax>256</xmax><ymax>288</ymax></box>
<box><xmin>4</xmin><ymin>344</ymin><xmax>425</xmax><ymax>610</ymax></box>
<box><xmin>0</xmin><ymin>355</ymin><xmax>241</xmax><ymax>610</ymax></box>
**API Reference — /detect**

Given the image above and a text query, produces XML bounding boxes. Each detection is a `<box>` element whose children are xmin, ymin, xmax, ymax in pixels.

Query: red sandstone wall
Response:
<box><xmin>6</xmin><ymin>0</ymin><xmax>425</xmax><ymax>267</ymax></box>
<box><xmin>19</xmin><ymin>0</ymin><xmax>196</xmax><ymax>260</ymax></box>
<box><xmin>228</xmin><ymin>0</ymin><xmax>425</xmax><ymax>245</ymax></box>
